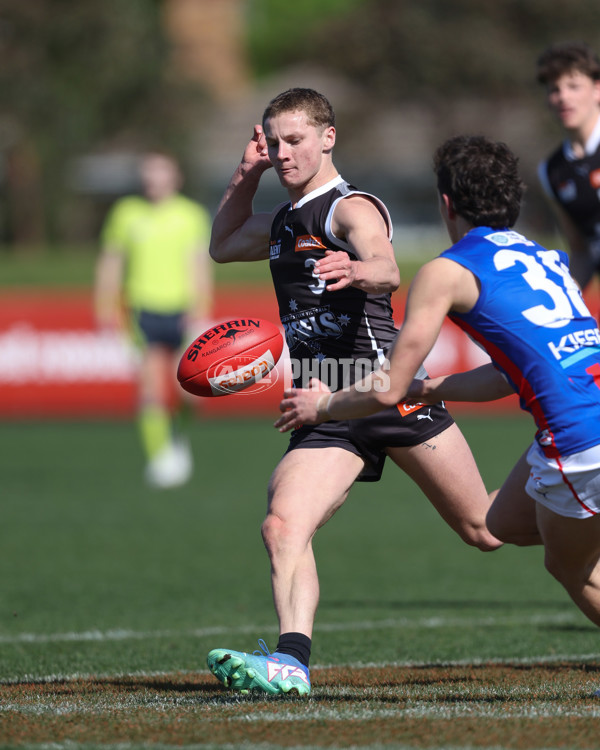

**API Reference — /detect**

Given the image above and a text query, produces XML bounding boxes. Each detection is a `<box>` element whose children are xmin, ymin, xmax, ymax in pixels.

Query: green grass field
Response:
<box><xmin>2</xmin><ymin>413</ymin><xmax>600</xmax><ymax>748</ymax></box>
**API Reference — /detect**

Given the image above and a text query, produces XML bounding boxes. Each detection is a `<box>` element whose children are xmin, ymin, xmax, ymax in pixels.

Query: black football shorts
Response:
<box><xmin>285</xmin><ymin>401</ymin><xmax>454</xmax><ymax>482</ymax></box>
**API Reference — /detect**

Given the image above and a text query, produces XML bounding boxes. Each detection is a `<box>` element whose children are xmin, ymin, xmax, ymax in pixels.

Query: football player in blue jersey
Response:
<box><xmin>537</xmin><ymin>41</ymin><xmax>600</xmax><ymax>291</ymax></box>
<box><xmin>278</xmin><ymin>134</ymin><xmax>600</xmax><ymax>632</ymax></box>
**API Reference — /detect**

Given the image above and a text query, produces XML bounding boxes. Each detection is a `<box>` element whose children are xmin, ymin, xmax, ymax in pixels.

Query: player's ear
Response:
<box><xmin>438</xmin><ymin>191</ymin><xmax>457</xmax><ymax>220</ymax></box>
<box><xmin>322</xmin><ymin>126</ymin><xmax>336</xmax><ymax>153</ymax></box>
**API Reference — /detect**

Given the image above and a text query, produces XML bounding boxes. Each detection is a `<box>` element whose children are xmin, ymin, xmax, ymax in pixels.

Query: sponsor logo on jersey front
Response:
<box><xmin>295</xmin><ymin>235</ymin><xmax>327</xmax><ymax>252</ymax></box>
<box><xmin>270</xmin><ymin>240</ymin><xmax>281</xmax><ymax>261</ymax></box>
<box><xmin>547</xmin><ymin>326</ymin><xmax>600</xmax><ymax>366</ymax></box>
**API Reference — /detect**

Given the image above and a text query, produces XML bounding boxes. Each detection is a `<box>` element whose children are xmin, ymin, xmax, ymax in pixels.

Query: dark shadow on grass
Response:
<box><xmin>507</xmin><ymin>662</ymin><xmax>600</xmax><ymax>673</ymax></box>
<box><xmin>104</xmin><ymin>677</ymin><xmax>223</xmax><ymax>694</ymax></box>
<box><xmin>107</xmin><ymin>678</ymin><xmax>310</xmax><ymax>706</ymax></box>
<box><xmin>101</xmin><ymin>676</ymin><xmax>314</xmax><ymax>705</ymax></box>
<box><xmin>309</xmin><ymin>661</ymin><xmax>600</xmax><ymax>703</ymax></box>
<box><xmin>321</xmin><ymin>598</ymin><xmax>568</xmax><ymax>611</ymax></box>
<box><xmin>545</xmin><ymin>623</ymin><xmax>597</xmax><ymax>632</ymax></box>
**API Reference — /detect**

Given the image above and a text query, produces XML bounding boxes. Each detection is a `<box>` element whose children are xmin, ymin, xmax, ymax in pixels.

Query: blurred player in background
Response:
<box><xmin>277</xmin><ymin>134</ymin><xmax>600</xmax><ymax>635</ymax></box>
<box><xmin>95</xmin><ymin>151</ymin><xmax>213</xmax><ymax>488</ymax></box>
<box><xmin>537</xmin><ymin>41</ymin><xmax>600</xmax><ymax>291</ymax></box>
<box><xmin>205</xmin><ymin>88</ymin><xmax>502</xmax><ymax>698</ymax></box>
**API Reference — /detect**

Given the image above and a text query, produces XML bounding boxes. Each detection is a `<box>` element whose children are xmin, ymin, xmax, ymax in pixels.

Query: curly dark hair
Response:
<box><xmin>536</xmin><ymin>40</ymin><xmax>600</xmax><ymax>85</ymax></box>
<box><xmin>433</xmin><ymin>135</ymin><xmax>524</xmax><ymax>228</ymax></box>
<box><xmin>262</xmin><ymin>88</ymin><xmax>335</xmax><ymax>130</ymax></box>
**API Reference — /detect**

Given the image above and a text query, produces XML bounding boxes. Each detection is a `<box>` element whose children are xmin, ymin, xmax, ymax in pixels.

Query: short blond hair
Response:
<box><xmin>262</xmin><ymin>88</ymin><xmax>335</xmax><ymax>130</ymax></box>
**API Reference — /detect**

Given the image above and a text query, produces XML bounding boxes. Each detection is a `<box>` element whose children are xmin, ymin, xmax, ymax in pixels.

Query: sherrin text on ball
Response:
<box><xmin>177</xmin><ymin>318</ymin><xmax>284</xmax><ymax>397</ymax></box>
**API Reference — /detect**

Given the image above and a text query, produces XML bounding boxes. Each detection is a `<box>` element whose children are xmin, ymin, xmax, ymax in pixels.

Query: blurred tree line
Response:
<box><xmin>1</xmin><ymin>0</ymin><xmax>599</xmax><ymax>250</ymax></box>
<box><xmin>0</xmin><ymin>0</ymin><xmax>206</xmax><ymax>250</ymax></box>
<box><xmin>270</xmin><ymin>0</ymin><xmax>600</xmax><ymax>100</ymax></box>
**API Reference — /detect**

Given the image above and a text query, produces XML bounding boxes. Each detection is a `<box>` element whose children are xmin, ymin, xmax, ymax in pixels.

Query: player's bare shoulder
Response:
<box><xmin>332</xmin><ymin>192</ymin><xmax>390</xmax><ymax>238</ymax></box>
<box><xmin>415</xmin><ymin>257</ymin><xmax>480</xmax><ymax>314</ymax></box>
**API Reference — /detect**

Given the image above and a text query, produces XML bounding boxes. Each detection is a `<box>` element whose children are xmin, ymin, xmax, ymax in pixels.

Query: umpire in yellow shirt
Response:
<box><xmin>95</xmin><ymin>151</ymin><xmax>213</xmax><ymax>488</ymax></box>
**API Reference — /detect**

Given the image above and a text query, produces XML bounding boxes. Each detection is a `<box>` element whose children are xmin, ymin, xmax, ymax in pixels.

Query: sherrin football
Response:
<box><xmin>177</xmin><ymin>318</ymin><xmax>284</xmax><ymax>397</ymax></box>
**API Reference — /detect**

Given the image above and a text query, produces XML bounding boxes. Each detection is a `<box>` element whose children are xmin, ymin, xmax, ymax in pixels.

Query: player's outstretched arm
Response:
<box><xmin>405</xmin><ymin>364</ymin><xmax>515</xmax><ymax>405</ymax></box>
<box><xmin>209</xmin><ymin>125</ymin><xmax>274</xmax><ymax>264</ymax></box>
<box><xmin>275</xmin><ymin>257</ymin><xmax>479</xmax><ymax>431</ymax></box>
<box><xmin>274</xmin><ymin>372</ymin><xmax>393</xmax><ymax>432</ymax></box>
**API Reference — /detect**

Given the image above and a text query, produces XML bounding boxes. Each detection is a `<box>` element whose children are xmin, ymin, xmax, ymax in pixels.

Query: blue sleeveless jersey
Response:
<box><xmin>441</xmin><ymin>227</ymin><xmax>600</xmax><ymax>458</ymax></box>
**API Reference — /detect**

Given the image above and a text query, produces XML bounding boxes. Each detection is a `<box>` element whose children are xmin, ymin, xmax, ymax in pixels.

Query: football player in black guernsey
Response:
<box><xmin>206</xmin><ymin>88</ymin><xmax>502</xmax><ymax>697</ymax></box>
<box><xmin>537</xmin><ymin>41</ymin><xmax>600</xmax><ymax>291</ymax></box>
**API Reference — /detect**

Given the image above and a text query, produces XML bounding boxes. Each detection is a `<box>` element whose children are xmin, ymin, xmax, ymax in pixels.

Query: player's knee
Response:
<box><xmin>261</xmin><ymin>513</ymin><xmax>278</xmax><ymax>548</ymax></box>
<box><xmin>262</xmin><ymin>511</ymin><xmax>315</xmax><ymax>562</ymax></box>
<box><xmin>261</xmin><ymin>512</ymin><xmax>289</xmax><ymax>556</ymax></box>
<box><xmin>460</xmin><ymin>523</ymin><xmax>503</xmax><ymax>552</ymax></box>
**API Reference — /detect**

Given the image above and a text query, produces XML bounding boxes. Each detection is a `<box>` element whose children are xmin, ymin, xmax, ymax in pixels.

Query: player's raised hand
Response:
<box><xmin>241</xmin><ymin>125</ymin><xmax>273</xmax><ymax>174</ymax></box>
<box><xmin>275</xmin><ymin>378</ymin><xmax>332</xmax><ymax>432</ymax></box>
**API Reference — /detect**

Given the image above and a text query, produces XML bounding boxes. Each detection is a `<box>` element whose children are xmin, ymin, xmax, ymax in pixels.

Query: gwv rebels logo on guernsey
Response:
<box><xmin>266</xmin><ymin>658</ymin><xmax>310</xmax><ymax>685</ymax></box>
<box><xmin>295</xmin><ymin>235</ymin><xmax>327</xmax><ymax>252</ymax></box>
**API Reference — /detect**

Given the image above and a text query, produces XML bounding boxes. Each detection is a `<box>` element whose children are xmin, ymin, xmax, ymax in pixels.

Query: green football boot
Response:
<box><xmin>207</xmin><ymin>639</ymin><xmax>311</xmax><ymax>696</ymax></box>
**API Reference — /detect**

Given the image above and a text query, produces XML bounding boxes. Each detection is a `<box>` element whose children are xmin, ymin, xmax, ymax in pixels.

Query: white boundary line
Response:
<box><xmin>0</xmin><ymin>611</ymin><xmax>582</xmax><ymax>645</ymax></box>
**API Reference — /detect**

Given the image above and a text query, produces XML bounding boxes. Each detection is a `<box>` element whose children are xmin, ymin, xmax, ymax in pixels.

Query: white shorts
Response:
<box><xmin>525</xmin><ymin>442</ymin><xmax>600</xmax><ymax>519</ymax></box>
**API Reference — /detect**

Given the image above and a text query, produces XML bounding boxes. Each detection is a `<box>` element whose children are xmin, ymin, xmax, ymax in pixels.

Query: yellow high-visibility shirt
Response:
<box><xmin>101</xmin><ymin>194</ymin><xmax>211</xmax><ymax>312</ymax></box>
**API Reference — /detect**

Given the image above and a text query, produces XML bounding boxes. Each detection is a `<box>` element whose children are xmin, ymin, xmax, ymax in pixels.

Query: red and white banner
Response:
<box><xmin>1</xmin><ymin>283</ymin><xmax>598</xmax><ymax>418</ymax></box>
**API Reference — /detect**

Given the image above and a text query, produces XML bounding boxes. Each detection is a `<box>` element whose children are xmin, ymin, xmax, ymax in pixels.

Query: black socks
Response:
<box><xmin>275</xmin><ymin>631</ymin><xmax>312</xmax><ymax>668</ymax></box>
